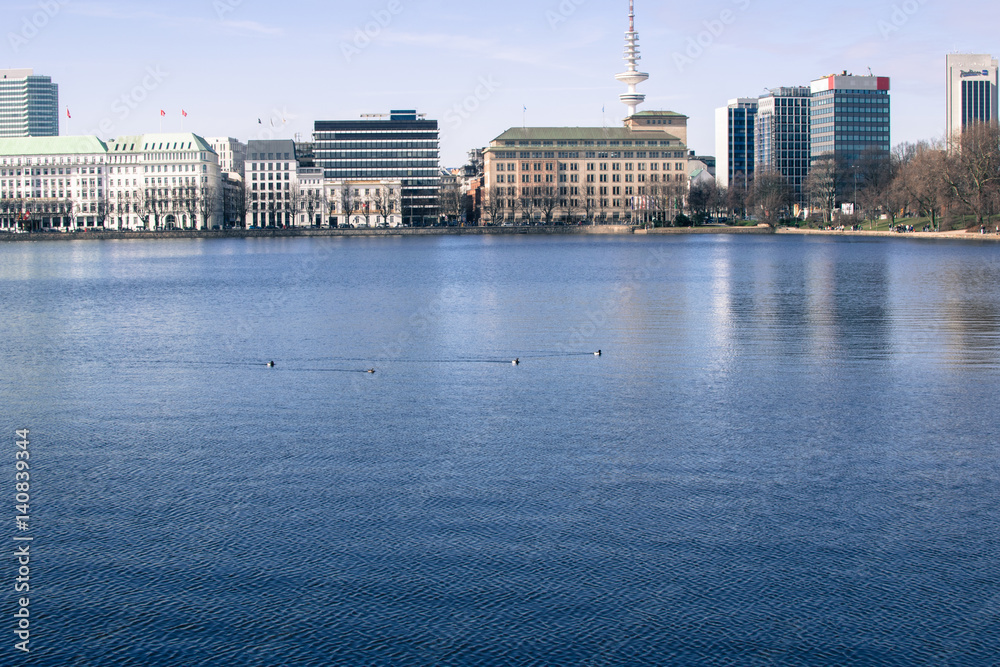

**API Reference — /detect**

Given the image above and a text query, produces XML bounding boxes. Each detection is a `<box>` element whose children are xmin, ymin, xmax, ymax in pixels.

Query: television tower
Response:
<box><xmin>616</xmin><ymin>0</ymin><xmax>649</xmax><ymax>118</ymax></box>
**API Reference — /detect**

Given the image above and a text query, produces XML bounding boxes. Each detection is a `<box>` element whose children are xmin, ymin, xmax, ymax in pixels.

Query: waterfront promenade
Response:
<box><xmin>1</xmin><ymin>224</ymin><xmax>998</xmax><ymax>243</ymax></box>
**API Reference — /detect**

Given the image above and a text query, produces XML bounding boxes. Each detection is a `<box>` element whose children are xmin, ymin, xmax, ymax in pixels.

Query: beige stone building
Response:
<box><xmin>482</xmin><ymin>111</ymin><xmax>689</xmax><ymax>225</ymax></box>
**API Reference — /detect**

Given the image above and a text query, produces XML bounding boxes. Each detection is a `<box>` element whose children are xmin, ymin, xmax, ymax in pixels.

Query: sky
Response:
<box><xmin>1</xmin><ymin>0</ymin><xmax>996</xmax><ymax>167</ymax></box>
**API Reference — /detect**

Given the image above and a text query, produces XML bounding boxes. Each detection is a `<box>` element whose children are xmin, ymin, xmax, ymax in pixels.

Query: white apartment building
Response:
<box><xmin>106</xmin><ymin>133</ymin><xmax>222</xmax><ymax>230</ymax></box>
<box><xmin>330</xmin><ymin>179</ymin><xmax>402</xmax><ymax>228</ymax></box>
<box><xmin>0</xmin><ymin>135</ymin><xmax>108</xmax><ymax>231</ymax></box>
<box><xmin>245</xmin><ymin>139</ymin><xmax>299</xmax><ymax>228</ymax></box>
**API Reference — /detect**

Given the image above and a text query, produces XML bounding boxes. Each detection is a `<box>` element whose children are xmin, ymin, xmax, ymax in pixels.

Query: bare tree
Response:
<box><xmin>132</xmin><ymin>190</ymin><xmax>150</xmax><ymax>230</ymax></box>
<box><xmin>180</xmin><ymin>186</ymin><xmax>199</xmax><ymax>229</ymax></box>
<box><xmin>540</xmin><ymin>187</ymin><xmax>559</xmax><ymax>224</ymax></box>
<box><xmin>726</xmin><ymin>172</ymin><xmax>751</xmax><ymax>221</ymax></box>
<box><xmin>482</xmin><ymin>185</ymin><xmax>504</xmax><ymax>226</ymax></box>
<box><xmin>198</xmin><ymin>186</ymin><xmax>218</xmax><ymax>229</ymax></box>
<box><xmin>373</xmin><ymin>185</ymin><xmax>399</xmax><ymax>226</ymax></box>
<box><xmin>805</xmin><ymin>156</ymin><xmax>843</xmax><ymax>223</ymax></box>
<box><xmin>339</xmin><ymin>186</ymin><xmax>360</xmax><ymax>227</ymax></box>
<box><xmin>896</xmin><ymin>143</ymin><xmax>947</xmax><ymax>230</ymax></box>
<box><xmin>943</xmin><ymin>122</ymin><xmax>1000</xmax><ymax>229</ymax></box>
<box><xmin>750</xmin><ymin>171</ymin><xmax>793</xmax><ymax>227</ymax></box>
<box><xmin>438</xmin><ymin>183</ymin><xmax>462</xmax><ymax>224</ymax></box>
<box><xmin>856</xmin><ymin>147</ymin><xmax>900</xmax><ymax>226</ymax></box>
<box><xmin>94</xmin><ymin>191</ymin><xmax>111</xmax><ymax>229</ymax></box>
<box><xmin>519</xmin><ymin>191</ymin><xmax>536</xmax><ymax>225</ymax></box>
<box><xmin>687</xmin><ymin>181</ymin><xmax>717</xmax><ymax>222</ymax></box>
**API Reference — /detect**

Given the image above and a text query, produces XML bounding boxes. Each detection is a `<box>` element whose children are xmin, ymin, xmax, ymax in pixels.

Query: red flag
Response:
<box><xmin>160</xmin><ymin>110</ymin><xmax>166</xmax><ymax>117</ymax></box>
<box><xmin>66</xmin><ymin>108</ymin><xmax>71</xmax><ymax>119</ymax></box>
<box><xmin>182</xmin><ymin>109</ymin><xmax>188</xmax><ymax>117</ymax></box>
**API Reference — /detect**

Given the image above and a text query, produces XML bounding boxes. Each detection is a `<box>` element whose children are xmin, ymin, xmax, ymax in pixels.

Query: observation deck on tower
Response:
<box><xmin>615</xmin><ymin>0</ymin><xmax>649</xmax><ymax>118</ymax></box>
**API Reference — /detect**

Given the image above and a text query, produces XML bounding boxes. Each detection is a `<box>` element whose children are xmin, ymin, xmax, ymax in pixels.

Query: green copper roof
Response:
<box><xmin>0</xmin><ymin>135</ymin><xmax>108</xmax><ymax>156</ymax></box>
<box><xmin>487</xmin><ymin>126</ymin><xmax>686</xmax><ymax>147</ymax></box>
<box><xmin>107</xmin><ymin>133</ymin><xmax>215</xmax><ymax>153</ymax></box>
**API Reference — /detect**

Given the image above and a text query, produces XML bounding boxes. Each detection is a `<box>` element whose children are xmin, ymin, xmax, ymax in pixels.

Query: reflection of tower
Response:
<box><xmin>615</xmin><ymin>0</ymin><xmax>649</xmax><ymax>118</ymax></box>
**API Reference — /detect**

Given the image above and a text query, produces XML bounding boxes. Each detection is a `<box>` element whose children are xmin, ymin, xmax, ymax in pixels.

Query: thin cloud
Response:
<box><xmin>222</xmin><ymin>20</ymin><xmax>284</xmax><ymax>37</ymax></box>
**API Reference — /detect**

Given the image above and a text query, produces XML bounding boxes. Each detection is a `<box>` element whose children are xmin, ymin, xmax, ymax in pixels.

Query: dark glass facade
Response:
<box><xmin>727</xmin><ymin>105</ymin><xmax>755</xmax><ymax>186</ymax></box>
<box><xmin>962</xmin><ymin>79</ymin><xmax>995</xmax><ymax>127</ymax></box>
<box><xmin>314</xmin><ymin>111</ymin><xmax>439</xmax><ymax>226</ymax></box>
<box><xmin>811</xmin><ymin>88</ymin><xmax>891</xmax><ymax>165</ymax></box>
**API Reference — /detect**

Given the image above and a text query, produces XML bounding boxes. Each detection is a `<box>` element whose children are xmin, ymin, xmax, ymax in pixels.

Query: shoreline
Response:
<box><xmin>1</xmin><ymin>224</ymin><xmax>997</xmax><ymax>243</ymax></box>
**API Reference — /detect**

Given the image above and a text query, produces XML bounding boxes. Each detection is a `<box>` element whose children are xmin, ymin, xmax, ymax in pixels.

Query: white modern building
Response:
<box><xmin>946</xmin><ymin>54</ymin><xmax>999</xmax><ymax>146</ymax></box>
<box><xmin>106</xmin><ymin>133</ymin><xmax>223</xmax><ymax>230</ymax></box>
<box><xmin>245</xmin><ymin>139</ymin><xmax>299</xmax><ymax>227</ymax></box>
<box><xmin>0</xmin><ymin>135</ymin><xmax>108</xmax><ymax>231</ymax></box>
<box><xmin>0</xmin><ymin>69</ymin><xmax>59</xmax><ymax>138</ymax></box>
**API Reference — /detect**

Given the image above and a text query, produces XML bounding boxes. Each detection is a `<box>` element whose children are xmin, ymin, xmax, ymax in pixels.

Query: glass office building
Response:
<box><xmin>715</xmin><ymin>98</ymin><xmax>757</xmax><ymax>189</ymax></box>
<box><xmin>313</xmin><ymin>111</ymin><xmax>439</xmax><ymax>226</ymax></box>
<box><xmin>946</xmin><ymin>54</ymin><xmax>998</xmax><ymax>145</ymax></box>
<box><xmin>756</xmin><ymin>87</ymin><xmax>811</xmax><ymax>201</ymax></box>
<box><xmin>0</xmin><ymin>69</ymin><xmax>58</xmax><ymax>138</ymax></box>
<box><xmin>810</xmin><ymin>73</ymin><xmax>891</xmax><ymax>165</ymax></box>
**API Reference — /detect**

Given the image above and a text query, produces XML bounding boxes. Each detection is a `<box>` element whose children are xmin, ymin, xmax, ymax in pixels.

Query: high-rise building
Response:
<box><xmin>755</xmin><ymin>87</ymin><xmax>812</xmax><ymax>200</ymax></box>
<box><xmin>946</xmin><ymin>54</ymin><xmax>999</xmax><ymax>145</ymax></box>
<box><xmin>0</xmin><ymin>69</ymin><xmax>59</xmax><ymax>138</ymax></box>
<box><xmin>313</xmin><ymin>110</ymin><xmax>439</xmax><ymax>226</ymax></box>
<box><xmin>810</xmin><ymin>72</ymin><xmax>891</xmax><ymax>165</ymax></box>
<box><xmin>715</xmin><ymin>98</ymin><xmax>757</xmax><ymax>189</ymax></box>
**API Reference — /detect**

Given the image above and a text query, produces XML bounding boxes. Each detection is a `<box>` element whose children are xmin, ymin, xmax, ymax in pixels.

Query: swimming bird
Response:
<box><xmin>595</xmin><ymin>350</ymin><xmax>602</xmax><ymax>357</ymax></box>
<box><xmin>267</xmin><ymin>361</ymin><xmax>275</xmax><ymax>367</ymax></box>
<box><xmin>367</xmin><ymin>368</ymin><xmax>376</xmax><ymax>374</ymax></box>
<box><xmin>512</xmin><ymin>358</ymin><xmax>520</xmax><ymax>366</ymax></box>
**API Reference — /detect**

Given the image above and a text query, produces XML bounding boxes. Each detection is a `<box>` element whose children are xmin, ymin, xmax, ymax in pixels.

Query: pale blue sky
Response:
<box><xmin>2</xmin><ymin>0</ymin><xmax>995</xmax><ymax>166</ymax></box>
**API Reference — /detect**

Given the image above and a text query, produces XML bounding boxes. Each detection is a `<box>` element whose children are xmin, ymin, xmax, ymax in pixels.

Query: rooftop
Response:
<box><xmin>488</xmin><ymin>126</ymin><xmax>685</xmax><ymax>145</ymax></box>
<box><xmin>0</xmin><ymin>135</ymin><xmax>108</xmax><ymax>156</ymax></box>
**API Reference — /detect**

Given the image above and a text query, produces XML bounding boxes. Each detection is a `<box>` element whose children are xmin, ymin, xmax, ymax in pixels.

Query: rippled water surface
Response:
<box><xmin>2</xmin><ymin>234</ymin><xmax>998</xmax><ymax>666</ymax></box>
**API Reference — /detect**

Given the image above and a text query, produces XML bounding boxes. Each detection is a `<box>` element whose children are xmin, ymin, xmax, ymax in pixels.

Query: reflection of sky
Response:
<box><xmin>888</xmin><ymin>244</ymin><xmax>1000</xmax><ymax>370</ymax></box>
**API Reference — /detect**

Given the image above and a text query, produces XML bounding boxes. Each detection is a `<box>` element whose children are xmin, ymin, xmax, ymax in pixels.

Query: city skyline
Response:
<box><xmin>1</xmin><ymin>0</ymin><xmax>994</xmax><ymax>166</ymax></box>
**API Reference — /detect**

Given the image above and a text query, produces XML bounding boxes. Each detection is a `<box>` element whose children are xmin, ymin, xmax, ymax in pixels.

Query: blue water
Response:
<box><xmin>2</xmin><ymin>235</ymin><xmax>998</xmax><ymax>666</ymax></box>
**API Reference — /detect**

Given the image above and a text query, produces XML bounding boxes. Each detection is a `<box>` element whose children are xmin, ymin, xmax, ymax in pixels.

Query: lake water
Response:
<box><xmin>2</xmin><ymin>234</ymin><xmax>998</xmax><ymax>666</ymax></box>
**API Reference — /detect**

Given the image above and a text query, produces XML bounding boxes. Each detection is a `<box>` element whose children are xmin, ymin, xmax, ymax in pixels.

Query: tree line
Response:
<box><xmin>690</xmin><ymin>122</ymin><xmax>1000</xmax><ymax>229</ymax></box>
